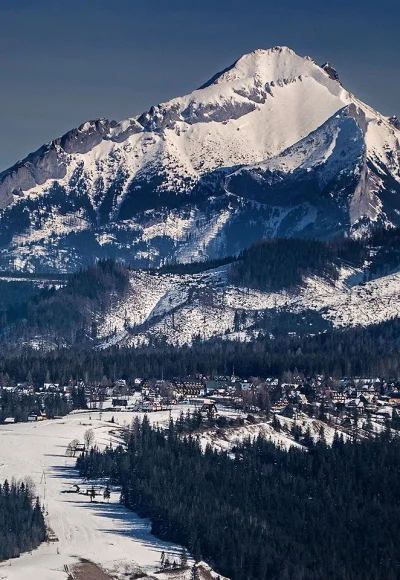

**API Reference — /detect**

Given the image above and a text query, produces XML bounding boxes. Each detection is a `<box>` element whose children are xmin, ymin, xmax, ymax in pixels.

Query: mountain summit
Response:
<box><xmin>1</xmin><ymin>46</ymin><xmax>400</xmax><ymax>272</ymax></box>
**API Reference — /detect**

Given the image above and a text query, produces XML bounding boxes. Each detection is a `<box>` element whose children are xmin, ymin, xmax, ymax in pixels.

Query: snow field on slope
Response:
<box><xmin>0</xmin><ymin>405</ymin><xmax>236</xmax><ymax>579</ymax></box>
<box><xmin>97</xmin><ymin>271</ymin><xmax>174</xmax><ymax>338</ymax></box>
<box><xmin>97</xmin><ymin>264</ymin><xmax>400</xmax><ymax>347</ymax></box>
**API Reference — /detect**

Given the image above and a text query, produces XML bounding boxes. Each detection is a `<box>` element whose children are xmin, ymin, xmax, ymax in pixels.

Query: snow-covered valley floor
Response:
<box><xmin>0</xmin><ymin>410</ymin><xmax>195</xmax><ymax>580</ymax></box>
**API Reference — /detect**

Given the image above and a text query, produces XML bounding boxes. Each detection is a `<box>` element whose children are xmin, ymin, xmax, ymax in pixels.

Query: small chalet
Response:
<box><xmin>332</xmin><ymin>392</ymin><xmax>347</xmax><ymax>404</ymax></box>
<box><xmin>43</xmin><ymin>382</ymin><xmax>60</xmax><ymax>391</ymax></box>
<box><xmin>114</xmin><ymin>379</ymin><xmax>127</xmax><ymax>388</ymax></box>
<box><xmin>200</xmin><ymin>400</ymin><xmax>219</xmax><ymax>419</ymax></box>
<box><xmin>75</xmin><ymin>443</ymin><xmax>86</xmax><ymax>454</ymax></box>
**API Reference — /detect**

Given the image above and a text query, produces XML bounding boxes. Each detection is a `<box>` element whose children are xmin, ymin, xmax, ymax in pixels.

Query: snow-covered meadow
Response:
<box><xmin>0</xmin><ymin>401</ymin><xmax>247</xmax><ymax>579</ymax></box>
<box><xmin>0</xmin><ymin>410</ymin><xmax>192</xmax><ymax>580</ymax></box>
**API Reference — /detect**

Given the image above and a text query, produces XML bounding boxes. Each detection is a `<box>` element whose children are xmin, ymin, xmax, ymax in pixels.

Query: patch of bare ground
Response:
<box><xmin>70</xmin><ymin>560</ymin><xmax>224</xmax><ymax>580</ymax></box>
<box><xmin>197</xmin><ymin>565</ymin><xmax>218</xmax><ymax>580</ymax></box>
<box><xmin>71</xmin><ymin>560</ymin><xmax>112</xmax><ymax>580</ymax></box>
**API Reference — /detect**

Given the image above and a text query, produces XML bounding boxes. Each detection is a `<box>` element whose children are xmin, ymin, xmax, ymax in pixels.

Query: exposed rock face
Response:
<box><xmin>0</xmin><ymin>119</ymin><xmax>144</xmax><ymax>208</ymax></box>
<box><xmin>0</xmin><ymin>143</ymin><xmax>68</xmax><ymax>209</ymax></box>
<box><xmin>389</xmin><ymin>116</ymin><xmax>400</xmax><ymax>130</ymax></box>
<box><xmin>321</xmin><ymin>62</ymin><xmax>341</xmax><ymax>83</ymax></box>
<box><xmin>0</xmin><ymin>46</ymin><xmax>399</xmax><ymax>272</ymax></box>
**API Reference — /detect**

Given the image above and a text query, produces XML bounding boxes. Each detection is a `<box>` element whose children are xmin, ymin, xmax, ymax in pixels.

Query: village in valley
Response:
<box><xmin>2</xmin><ymin>370</ymin><xmax>400</xmax><ymax>447</ymax></box>
<box><xmin>1</xmin><ymin>370</ymin><xmax>397</xmax><ymax>580</ymax></box>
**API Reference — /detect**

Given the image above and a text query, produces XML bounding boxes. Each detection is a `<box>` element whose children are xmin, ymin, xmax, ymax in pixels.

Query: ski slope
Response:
<box><xmin>0</xmin><ymin>409</ymin><xmax>200</xmax><ymax>580</ymax></box>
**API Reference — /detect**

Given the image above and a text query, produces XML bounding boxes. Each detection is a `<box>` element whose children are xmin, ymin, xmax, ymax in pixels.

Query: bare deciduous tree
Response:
<box><xmin>65</xmin><ymin>443</ymin><xmax>73</xmax><ymax>457</ymax></box>
<box><xmin>84</xmin><ymin>429</ymin><xmax>95</xmax><ymax>449</ymax></box>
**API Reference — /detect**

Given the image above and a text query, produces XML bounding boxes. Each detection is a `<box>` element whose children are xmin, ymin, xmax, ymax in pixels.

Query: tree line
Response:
<box><xmin>0</xmin><ymin>314</ymin><xmax>400</xmax><ymax>383</ymax></box>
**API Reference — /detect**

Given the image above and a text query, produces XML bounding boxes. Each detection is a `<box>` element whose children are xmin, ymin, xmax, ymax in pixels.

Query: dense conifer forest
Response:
<box><xmin>0</xmin><ymin>479</ymin><xmax>46</xmax><ymax>560</ymax></box>
<box><xmin>227</xmin><ymin>233</ymin><xmax>377</xmax><ymax>292</ymax></box>
<box><xmin>77</xmin><ymin>416</ymin><xmax>400</xmax><ymax>580</ymax></box>
<box><xmin>0</xmin><ymin>281</ymin><xmax>44</xmax><ymax>312</ymax></box>
<box><xmin>229</xmin><ymin>238</ymin><xmax>340</xmax><ymax>291</ymax></box>
<box><xmin>0</xmin><ymin>259</ymin><xmax>129</xmax><ymax>343</ymax></box>
<box><xmin>366</xmin><ymin>227</ymin><xmax>400</xmax><ymax>278</ymax></box>
<box><xmin>0</xmin><ymin>315</ymin><xmax>399</xmax><ymax>383</ymax></box>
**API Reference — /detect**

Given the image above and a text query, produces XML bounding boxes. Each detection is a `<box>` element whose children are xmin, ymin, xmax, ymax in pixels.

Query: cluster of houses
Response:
<box><xmin>3</xmin><ymin>372</ymin><xmax>400</xmax><ymax>428</ymax></box>
<box><xmin>126</xmin><ymin>374</ymin><xmax>400</xmax><ymax>426</ymax></box>
<box><xmin>268</xmin><ymin>377</ymin><xmax>400</xmax><ymax>425</ymax></box>
<box><xmin>1</xmin><ymin>385</ymin><xmax>72</xmax><ymax>424</ymax></box>
<box><xmin>2</xmin><ymin>380</ymin><xmax>82</xmax><ymax>398</ymax></box>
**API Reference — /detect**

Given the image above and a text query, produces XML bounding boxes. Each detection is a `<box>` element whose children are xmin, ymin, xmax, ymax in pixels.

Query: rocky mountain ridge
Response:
<box><xmin>0</xmin><ymin>46</ymin><xmax>400</xmax><ymax>272</ymax></box>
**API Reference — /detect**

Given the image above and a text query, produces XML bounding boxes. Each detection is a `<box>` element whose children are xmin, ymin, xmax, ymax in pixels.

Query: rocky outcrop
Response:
<box><xmin>321</xmin><ymin>62</ymin><xmax>341</xmax><ymax>84</ymax></box>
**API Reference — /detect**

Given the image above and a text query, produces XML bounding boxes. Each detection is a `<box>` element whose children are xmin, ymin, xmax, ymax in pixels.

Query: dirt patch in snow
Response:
<box><xmin>71</xmin><ymin>560</ymin><xmax>112</xmax><ymax>580</ymax></box>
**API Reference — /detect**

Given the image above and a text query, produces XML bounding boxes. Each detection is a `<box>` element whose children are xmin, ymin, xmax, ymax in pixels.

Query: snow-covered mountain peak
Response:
<box><xmin>0</xmin><ymin>47</ymin><xmax>400</xmax><ymax>272</ymax></box>
<box><xmin>197</xmin><ymin>46</ymin><xmax>344</xmax><ymax>99</ymax></box>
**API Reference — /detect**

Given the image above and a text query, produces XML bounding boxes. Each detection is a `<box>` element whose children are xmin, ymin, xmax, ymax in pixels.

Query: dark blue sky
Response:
<box><xmin>0</xmin><ymin>0</ymin><xmax>398</xmax><ymax>170</ymax></box>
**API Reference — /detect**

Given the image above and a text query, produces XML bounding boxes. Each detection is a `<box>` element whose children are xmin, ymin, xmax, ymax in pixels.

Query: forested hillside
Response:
<box><xmin>367</xmin><ymin>227</ymin><xmax>400</xmax><ymax>278</ymax></box>
<box><xmin>0</xmin><ymin>479</ymin><xmax>46</xmax><ymax>560</ymax></box>
<box><xmin>228</xmin><ymin>236</ymin><xmax>371</xmax><ymax>292</ymax></box>
<box><xmin>77</xmin><ymin>417</ymin><xmax>400</xmax><ymax>580</ymax></box>
<box><xmin>227</xmin><ymin>228</ymin><xmax>400</xmax><ymax>292</ymax></box>
<box><xmin>0</xmin><ymin>281</ymin><xmax>44</xmax><ymax>312</ymax></box>
<box><xmin>0</xmin><ymin>259</ymin><xmax>130</xmax><ymax>346</ymax></box>
<box><xmin>229</xmin><ymin>238</ymin><xmax>339</xmax><ymax>291</ymax></box>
